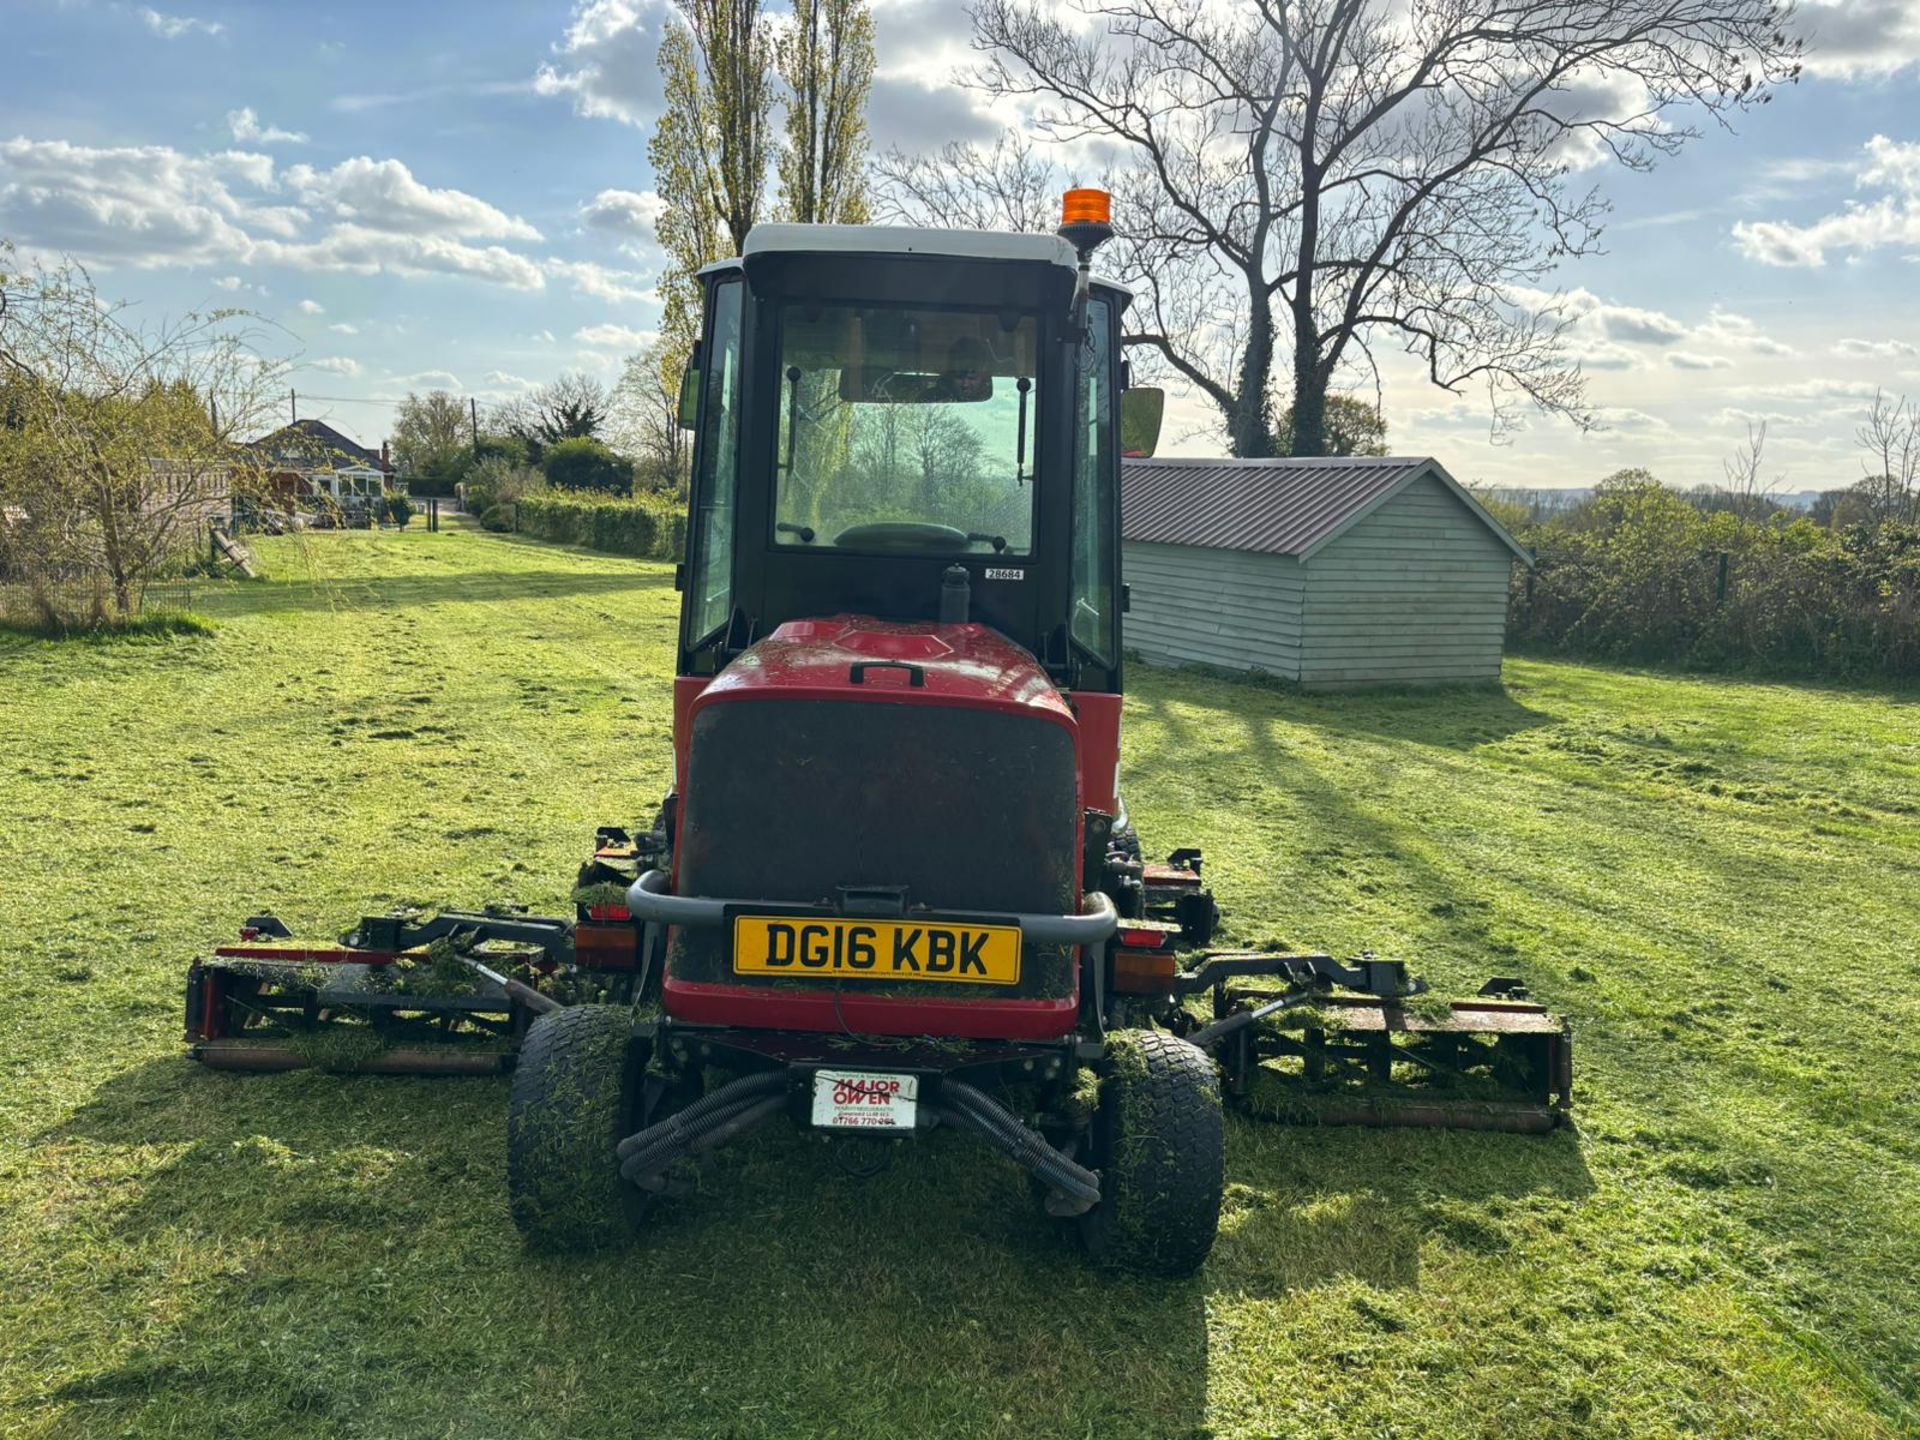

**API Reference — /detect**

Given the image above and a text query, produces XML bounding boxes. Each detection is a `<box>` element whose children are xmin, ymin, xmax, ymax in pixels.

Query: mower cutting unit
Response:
<box><xmin>185</xmin><ymin>192</ymin><xmax>1571</xmax><ymax>1275</ymax></box>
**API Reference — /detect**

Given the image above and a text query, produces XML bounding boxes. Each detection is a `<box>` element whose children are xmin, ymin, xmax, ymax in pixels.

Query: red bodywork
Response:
<box><xmin>664</xmin><ymin>616</ymin><xmax>1123</xmax><ymax>1041</ymax></box>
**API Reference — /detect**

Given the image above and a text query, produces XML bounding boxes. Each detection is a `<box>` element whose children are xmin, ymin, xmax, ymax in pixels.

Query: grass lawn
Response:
<box><xmin>1</xmin><ymin>526</ymin><xmax>1916</xmax><ymax>1439</ymax></box>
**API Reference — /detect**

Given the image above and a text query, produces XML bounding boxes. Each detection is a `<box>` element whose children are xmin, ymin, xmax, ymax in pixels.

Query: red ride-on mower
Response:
<box><xmin>186</xmin><ymin>192</ymin><xmax>1570</xmax><ymax>1276</ymax></box>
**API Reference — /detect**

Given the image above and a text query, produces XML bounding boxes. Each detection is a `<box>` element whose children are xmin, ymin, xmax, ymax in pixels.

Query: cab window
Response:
<box><xmin>1070</xmin><ymin>297</ymin><xmax>1116</xmax><ymax>662</ymax></box>
<box><xmin>688</xmin><ymin>278</ymin><xmax>744</xmax><ymax>642</ymax></box>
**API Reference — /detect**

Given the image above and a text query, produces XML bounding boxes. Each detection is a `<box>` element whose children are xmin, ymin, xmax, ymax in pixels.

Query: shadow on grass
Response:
<box><xmin>41</xmin><ymin>1052</ymin><xmax>1590</xmax><ymax>1438</ymax></box>
<box><xmin>1127</xmin><ymin>659</ymin><xmax>1556</xmax><ymax>751</ymax></box>
<box><xmin>197</xmin><ymin>567</ymin><xmax>671</xmax><ymax>618</ymax></box>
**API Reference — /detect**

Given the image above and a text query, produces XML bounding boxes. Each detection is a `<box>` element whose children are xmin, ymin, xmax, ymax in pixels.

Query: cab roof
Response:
<box><xmin>703</xmin><ymin>223</ymin><xmax>1132</xmax><ymax>299</ymax></box>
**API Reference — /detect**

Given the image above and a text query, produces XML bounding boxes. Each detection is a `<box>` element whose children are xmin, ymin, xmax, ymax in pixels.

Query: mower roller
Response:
<box><xmin>185</xmin><ymin>193</ymin><xmax>1571</xmax><ymax>1276</ymax></box>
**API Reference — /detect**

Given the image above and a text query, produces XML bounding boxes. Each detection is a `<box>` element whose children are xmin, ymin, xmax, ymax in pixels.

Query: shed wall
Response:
<box><xmin>1298</xmin><ymin>473</ymin><xmax>1514</xmax><ymax>688</ymax></box>
<box><xmin>1120</xmin><ymin>541</ymin><xmax>1305</xmax><ymax>677</ymax></box>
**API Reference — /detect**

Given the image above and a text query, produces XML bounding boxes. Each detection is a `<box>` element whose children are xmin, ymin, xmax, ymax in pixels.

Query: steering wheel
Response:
<box><xmin>831</xmin><ymin>522</ymin><xmax>971</xmax><ymax>552</ymax></box>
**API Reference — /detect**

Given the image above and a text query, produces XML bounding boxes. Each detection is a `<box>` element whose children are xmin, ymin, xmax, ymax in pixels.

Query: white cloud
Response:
<box><xmin>213</xmin><ymin>275</ymin><xmax>245</xmax><ymax>291</ymax></box>
<box><xmin>227</xmin><ymin>108</ymin><xmax>307</xmax><ymax>146</ymax></box>
<box><xmin>271</xmin><ymin>224</ymin><xmax>548</xmax><ymax>289</ymax></box>
<box><xmin>483</xmin><ymin>369</ymin><xmax>539</xmax><ymax>390</ymax></box>
<box><xmin>1734</xmin><ymin>135</ymin><xmax>1920</xmax><ymax>267</ymax></box>
<box><xmin>1668</xmin><ymin>352</ymin><xmax>1734</xmax><ymax>371</ymax></box>
<box><xmin>578</xmin><ymin>187</ymin><xmax>667</xmax><ymax>257</ymax></box>
<box><xmin>1589</xmin><ymin>407</ymin><xmax>1671</xmax><ymax>435</ymax></box>
<box><xmin>1793</xmin><ymin>0</ymin><xmax>1920</xmax><ymax>79</ymax></box>
<box><xmin>141</xmin><ymin>8</ymin><xmax>223</xmax><ymax>39</ymax></box>
<box><xmin>575</xmin><ymin>322</ymin><xmax>655</xmax><ymax>348</ymax></box>
<box><xmin>0</xmin><ymin>137</ymin><xmax>552</xmax><ymax>292</ymax></box>
<box><xmin>311</xmin><ymin>357</ymin><xmax>362</xmax><ymax>377</ymax></box>
<box><xmin>328</xmin><ymin>321</ymin><xmax>359</xmax><ymax>335</ymax></box>
<box><xmin>1695</xmin><ymin>309</ymin><xmax>1798</xmax><ymax>358</ymax></box>
<box><xmin>297</xmin><ymin>298</ymin><xmax>325</xmax><ymax>314</ymax></box>
<box><xmin>286</xmin><ymin>157</ymin><xmax>541</xmax><ymax>242</ymax></box>
<box><xmin>1834</xmin><ymin>337</ymin><xmax>1919</xmax><ymax>358</ymax></box>
<box><xmin>391</xmin><ymin>369</ymin><xmax>461</xmax><ymax>390</ymax></box>
<box><xmin>544</xmin><ymin>256</ymin><xmax>653</xmax><ymax>303</ymax></box>
<box><xmin>535</xmin><ymin>0</ymin><xmax>669</xmax><ymax>127</ymax></box>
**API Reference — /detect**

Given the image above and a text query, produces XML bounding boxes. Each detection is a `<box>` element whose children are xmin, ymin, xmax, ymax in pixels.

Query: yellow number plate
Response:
<box><xmin>731</xmin><ymin>916</ymin><xmax>1021</xmax><ymax>986</ymax></box>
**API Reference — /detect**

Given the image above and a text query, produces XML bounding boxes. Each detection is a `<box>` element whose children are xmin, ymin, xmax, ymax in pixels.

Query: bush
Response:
<box><xmin>385</xmin><ymin>494</ymin><xmax>414</xmax><ymax>529</ymax></box>
<box><xmin>542</xmin><ymin>437</ymin><xmax>634</xmax><ymax>496</ymax></box>
<box><xmin>463</xmin><ymin>455</ymin><xmax>544</xmax><ymax>516</ymax></box>
<box><xmin>480</xmin><ymin>504</ymin><xmax>516</xmax><ymax>533</ymax></box>
<box><xmin>1509</xmin><ymin>475</ymin><xmax>1920</xmax><ymax>681</ymax></box>
<box><xmin>514</xmin><ymin>492</ymin><xmax>685</xmax><ymax>560</ymax></box>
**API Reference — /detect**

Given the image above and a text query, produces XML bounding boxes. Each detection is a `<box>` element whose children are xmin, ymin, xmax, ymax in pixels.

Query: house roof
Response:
<box><xmin>248</xmin><ymin>419</ymin><xmax>387</xmax><ymax>472</ymax></box>
<box><xmin>1120</xmin><ymin>455</ymin><xmax>1530</xmax><ymax>564</ymax></box>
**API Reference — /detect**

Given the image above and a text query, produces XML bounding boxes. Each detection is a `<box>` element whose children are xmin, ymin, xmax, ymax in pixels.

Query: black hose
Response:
<box><xmin>618</xmin><ymin>1089</ymin><xmax>780</xmax><ymax>1179</ymax></box>
<box><xmin>941</xmin><ymin>1080</ymin><xmax>1101</xmax><ymax>1205</ymax></box>
<box><xmin>615</xmin><ymin>1069</ymin><xmax>786</xmax><ymax>1161</ymax></box>
<box><xmin>621</xmin><ymin>1093</ymin><xmax>789</xmax><ymax>1185</ymax></box>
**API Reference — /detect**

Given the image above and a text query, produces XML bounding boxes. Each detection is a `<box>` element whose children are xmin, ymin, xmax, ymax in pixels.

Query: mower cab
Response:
<box><xmin>185</xmin><ymin>196</ymin><xmax>1570</xmax><ymax>1277</ymax></box>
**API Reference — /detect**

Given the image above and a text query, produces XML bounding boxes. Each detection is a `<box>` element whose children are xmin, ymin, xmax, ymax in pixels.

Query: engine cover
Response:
<box><xmin>667</xmin><ymin>617</ymin><xmax>1083</xmax><ymax>1039</ymax></box>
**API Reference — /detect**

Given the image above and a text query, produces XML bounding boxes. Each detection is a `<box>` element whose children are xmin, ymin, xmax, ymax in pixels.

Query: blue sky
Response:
<box><xmin>4</xmin><ymin>0</ymin><xmax>1918</xmax><ymax>491</ymax></box>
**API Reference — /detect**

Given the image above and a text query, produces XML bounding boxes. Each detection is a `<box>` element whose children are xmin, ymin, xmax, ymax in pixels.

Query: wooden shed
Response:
<box><xmin>1120</xmin><ymin>456</ymin><xmax>1529</xmax><ymax>689</ymax></box>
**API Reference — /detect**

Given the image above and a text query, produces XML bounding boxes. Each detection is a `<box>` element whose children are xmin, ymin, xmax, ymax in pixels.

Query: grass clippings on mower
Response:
<box><xmin>1</xmin><ymin>526</ymin><xmax>1915</xmax><ymax>1439</ymax></box>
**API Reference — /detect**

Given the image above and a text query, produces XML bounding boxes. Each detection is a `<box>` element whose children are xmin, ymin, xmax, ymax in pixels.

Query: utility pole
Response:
<box><xmin>290</xmin><ymin>388</ymin><xmax>298</xmax><ymax>424</ymax></box>
<box><xmin>470</xmin><ymin>396</ymin><xmax>480</xmax><ymax>458</ymax></box>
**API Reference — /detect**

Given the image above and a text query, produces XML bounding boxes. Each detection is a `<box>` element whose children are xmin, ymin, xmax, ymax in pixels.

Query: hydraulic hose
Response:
<box><xmin>941</xmin><ymin>1080</ymin><xmax>1101</xmax><ymax>1206</ymax></box>
<box><xmin>616</xmin><ymin>1069</ymin><xmax>787</xmax><ymax>1162</ymax></box>
<box><xmin>623</xmin><ymin>1093</ymin><xmax>789</xmax><ymax>1188</ymax></box>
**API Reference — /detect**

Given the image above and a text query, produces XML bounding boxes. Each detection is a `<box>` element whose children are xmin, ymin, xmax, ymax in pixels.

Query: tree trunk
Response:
<box><xmin>1289</xmin><ymin>331</ymin><xmax>1326</xmax><ymax>457</ymax></box>
<box><xmin>1227</xmin><ymin>287</ymin><xmax>1277</xmax><ymax>458</ymax></box>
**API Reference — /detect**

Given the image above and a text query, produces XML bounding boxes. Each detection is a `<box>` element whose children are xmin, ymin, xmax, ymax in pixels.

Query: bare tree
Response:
<box><xmin>611</xmin><ymin>341</ymin><xmax>692</xmax><ymax>490</ymax></box>
<box><xmin>1719</xmin><ymin>417</ymin><xmax>1780</xmax><ymax>517</ymax></box>
<box><xmin>871</xmin><ymin>132</ymin><xmax>1065</xmax><ymax>233</ymax></box>
<box><xmin>1856</xmin><ymin>388</ymin><xmax>1919</xmax><ymax>523</ymax></box>
<box><xmin>969</xmin><ymin>0</ymin><xmax>1802</xmax><ymax>456</ymax></box>
<box><xmin>0</xmin><ymin>245</ymin><xmax>282</xmax><ymax>628</ymax></box>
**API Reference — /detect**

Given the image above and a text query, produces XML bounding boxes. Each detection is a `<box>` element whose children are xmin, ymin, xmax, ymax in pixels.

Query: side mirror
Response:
<box><xmin>1121</xmin><ymin>387</ymin><xmax>1165</xmax><ymax>458</ymax></box>
<box><xmin>677</xmin><ymin>367</ymin><xmax>701</xmax><ymax>430</ymax></box>
<box><xmin>678</xmin><ymin>338</ymin><xmax>704</xmax><ymax>430</ymax></box>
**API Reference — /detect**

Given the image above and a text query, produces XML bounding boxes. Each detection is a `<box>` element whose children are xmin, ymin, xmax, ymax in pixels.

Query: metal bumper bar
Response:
<box><xmin>624</xmin><ymin>870</ymin><xmax>1120</xmax><ymax>946</ymax></box>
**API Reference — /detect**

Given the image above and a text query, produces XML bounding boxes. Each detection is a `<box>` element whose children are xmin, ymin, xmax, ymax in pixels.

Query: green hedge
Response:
<box><xmin>1509</xmin><ymin>477</ymin><xmax>1920</xmax><ymax>681</ymax></box>
<box><xmin>514</xmin><ymin>492</ymin><xmax>688</xmax><ymax>561</ymax></box>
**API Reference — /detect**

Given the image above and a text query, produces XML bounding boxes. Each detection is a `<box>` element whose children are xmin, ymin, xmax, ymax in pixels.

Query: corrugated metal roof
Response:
<box><xmin>1120</xmin><ymin>455</ymin><xmax>1529</xmax><ymax>562</ymax></box>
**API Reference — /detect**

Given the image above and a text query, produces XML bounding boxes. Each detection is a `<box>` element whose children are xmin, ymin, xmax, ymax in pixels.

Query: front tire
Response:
<box><xmin>507</xmin><ymin>1004</ymin><xmax>645</xmax><ymax>1250</ymax></box>
<box><xmin>1078</xmin><ymin>1029</ymin><xmax>1225</xmax><ymax>1277</ymax></box>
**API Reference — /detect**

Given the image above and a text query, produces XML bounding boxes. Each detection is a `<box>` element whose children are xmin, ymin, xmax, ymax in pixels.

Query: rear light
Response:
<box><xmin>1118</xmin><ymin>926</ymin><xmax>1171</xmax><ymax>951</ymax></box>
<box><xmin>575</xmin><ymin>922</ymin><xmax>638</xmax><ymax>971</ymax></box>
<box><xmin>587</xmin><ymin>904</ymin><xmax>631</xmax><ymax>922</ymax></box>
<box><xmin>1112</xmin><ymin>948</ymin><xmax>1178</xmax><ymax>994</ymax></box>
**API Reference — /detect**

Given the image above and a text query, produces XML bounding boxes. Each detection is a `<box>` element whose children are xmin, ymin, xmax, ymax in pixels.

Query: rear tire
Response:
<box><xmin>1078</xmin><ymin>1029</ymin><xmax>1224</xmax><ymax>1277</ymax></box>
<box><xmin>507</xmin><ymin>1004</ymin><xmax>645</xmax><ymax>1251</ymax></box>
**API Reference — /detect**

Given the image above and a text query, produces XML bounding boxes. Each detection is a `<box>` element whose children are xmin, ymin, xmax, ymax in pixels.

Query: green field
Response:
<box><xmin>2</xmin><ymin>527</ymin><xmax>1915</xmax><ymax>1439</ymax></box>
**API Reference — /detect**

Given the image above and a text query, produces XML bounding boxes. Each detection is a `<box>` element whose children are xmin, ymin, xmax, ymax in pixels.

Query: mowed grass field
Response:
<box><xmin>1</xmin><ymin>526</ymin><xmax>1916</xmax><ymax>1440</ymax></box>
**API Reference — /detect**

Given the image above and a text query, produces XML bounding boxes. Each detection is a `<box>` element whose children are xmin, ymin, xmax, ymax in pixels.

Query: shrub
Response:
<box><xmin>515</xmin><ymin>492</ymin><xmax>685</xmax><ymax>560</ymax></box>
<box><xmin>542</xmin><ymin>437</ymin><xmax>634</xmax><ymax>496</ymax></box>
<box><xmin>386</xmin><ymin>494</ymin><xmax>415</xmax><ymax>529</ymax></box>
<box><xmin>1509</xmin><ymin>475</ymin><xmax>1920</xmax><ymax>681</ymax></box>
<box><xmin>463</xmin><ymin>455</ymin><xmax>544</xmax><ymax>516</ymax></box>
<box><xmin>480</xmin><ymin>504</ymin><xmax>516</xmax><ymax>533</ymax></box>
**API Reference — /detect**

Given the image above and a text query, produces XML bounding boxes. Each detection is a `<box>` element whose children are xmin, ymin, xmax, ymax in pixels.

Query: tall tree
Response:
<box><xmin>777</xmin><ymin>0</ymin><xmax>876</xmax><ymax>224</ymax></box>
<box><xmin>649</xmin><ymin>0</ymin><xmax>776</xmax><ymax>363</ymax></box>
<box><xmin>970</xmin><ymin>0</ymin><xmax>1803</xmax><ymax>457</ymax></box>
<box><xmin>391</xmin><ymin>390</ymin><xmax>469</xmax><ymax>481</ymax></box>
